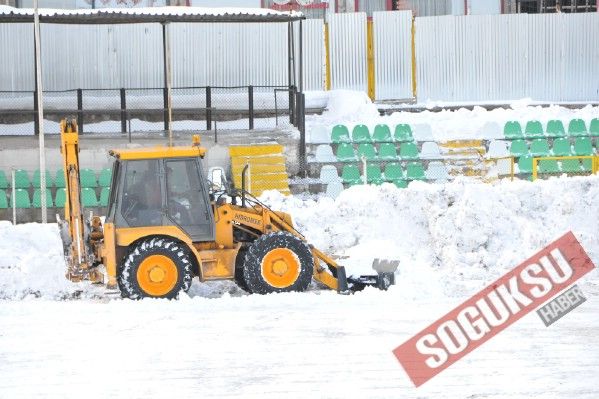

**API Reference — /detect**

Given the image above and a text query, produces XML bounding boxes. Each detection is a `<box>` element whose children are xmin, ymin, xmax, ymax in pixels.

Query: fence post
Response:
<box><xmin>163</xmin><ymin>87</ymin><xmax>169</xmax><ymax>133</ymax></box>
<box><xmin>33</xmin><ymin>89</ymin><xmax>39</xmax><ymax>136</ymax></box>
<box><xmin>120</xmin><ymin>88</ymin><xmax>127</xmax><ymax>134</ymax></box>
<box><xmin>296</xmin><ymin>91</ymin><xmax>306</xmax><ymax>175</ymax></box>
<box><xmin>77</xmin><ymin>89</ymin><xmax>83</xmax><ymax>134</ymax></box>
<box><xmin>206</xmin><ymin>86</ymin><xmax>212</xmax><ymax>131</ymax></box>
<box><xmin>11</xmin><ymin>169</ymin><xmax>16</xmax><ymax>225</ymax></box>
<box><xmin>248</xmin><ymin>85</ymin><xmax>254</xmax><ymax>130</ymax></box>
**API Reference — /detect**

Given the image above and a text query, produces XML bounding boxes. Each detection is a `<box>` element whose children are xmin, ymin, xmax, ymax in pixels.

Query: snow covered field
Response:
<box><xmin>1</xmin><ymin>176</ymin><xmax>598</xmax><ymax>398</ymax></box>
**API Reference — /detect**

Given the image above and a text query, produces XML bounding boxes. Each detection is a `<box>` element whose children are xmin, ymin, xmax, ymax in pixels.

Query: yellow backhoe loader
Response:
<box><xmin>58</xmin><ymin>119</ymin><xmax>398</xmax><ymax>299</ymax></box>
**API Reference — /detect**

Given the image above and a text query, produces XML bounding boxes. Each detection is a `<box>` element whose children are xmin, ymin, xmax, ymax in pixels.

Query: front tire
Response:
<box><xmin>242</xmin><ymin>232</ymin><xmax>313</xmax><ymax>294</ymax></box>
<box><xmin>118</xmin><ymin>237</ymin><xmax>193</xmax><ymax>299</ymax></box>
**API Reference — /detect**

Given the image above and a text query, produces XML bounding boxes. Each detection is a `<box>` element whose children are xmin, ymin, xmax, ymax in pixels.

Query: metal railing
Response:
<box><xmin>0</xmin><ymin>85</ymin><xmax>298</xmax><ymax>135</ymax></box>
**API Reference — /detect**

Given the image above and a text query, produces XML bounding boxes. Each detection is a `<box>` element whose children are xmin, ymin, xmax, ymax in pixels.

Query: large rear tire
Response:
<box><xmin>242</xmin><ymin>232</ymin><xmax>313</xmax><ymax>294</ymax></box>
<box><xmin>118</xmin><ymin>237</ymin><xmax>193</xmax><ymax>300</ymax></box>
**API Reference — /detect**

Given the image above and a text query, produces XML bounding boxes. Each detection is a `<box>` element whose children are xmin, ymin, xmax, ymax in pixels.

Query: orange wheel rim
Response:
<box><xmin>136</xmin><ymin>254</ymin><xmax>178</xmax><ymax>296</ymax></box>
<box><xmin>260</xmin><ymin>248</ymin><xmax>300</xmax><ymax>288</ymax></box>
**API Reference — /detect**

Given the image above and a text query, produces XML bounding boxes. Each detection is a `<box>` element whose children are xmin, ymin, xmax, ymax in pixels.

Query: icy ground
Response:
<box><xmin>1</xmin><ymin>176</ymin><xmax>598</xmax><ymax>398</ymax></box>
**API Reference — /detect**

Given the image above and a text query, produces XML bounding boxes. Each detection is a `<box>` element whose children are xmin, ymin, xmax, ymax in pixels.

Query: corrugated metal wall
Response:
<box><xmin>373</xmin><ymin>11</ymin><xmax>413</xmax><ymax>100</ymax></box>
<box><xmin>0</xmin><ymin>21</ymin><xmax>324</xmax><ymax>92</ymax></box>
<box><xmin>297</xmin><ymin>19</ymin><xmax>325</xmax><ymax>92</ymax></box>
<box><xmin>408</xmin><ymin>0</ymin><xmax>453</xmax><ymax>16</ymax></box>
<box><xmin>415</xmin><ymin>12</ymin><xmax>599</xmax><ymax>102</ymax></box>
<box><xmin>329</xmin><ymin>12</ymin><xmax>367</xmax><ymax>92</ymax></box>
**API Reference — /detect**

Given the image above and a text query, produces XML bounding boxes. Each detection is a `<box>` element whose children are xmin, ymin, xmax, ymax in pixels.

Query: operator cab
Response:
<box><xmin>105</xmin><ymin>146</ymin><xmax>215</xmax><ymax>242</ymax></box>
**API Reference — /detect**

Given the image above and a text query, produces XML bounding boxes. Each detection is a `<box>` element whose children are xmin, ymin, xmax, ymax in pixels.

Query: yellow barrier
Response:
<box><xmin>485</xmin><ymin>156</ymin><xmax>515</xmax><ymax>182</ymax></box>
<box><xmin>367</xmin><ymin>20</ymin><xmax>375</xmax><ymax>100</ymax></box>
<box><xmin>531</xmin><ymin>155</ymin><xmax>599</xmax><ymax>181</ymax></box>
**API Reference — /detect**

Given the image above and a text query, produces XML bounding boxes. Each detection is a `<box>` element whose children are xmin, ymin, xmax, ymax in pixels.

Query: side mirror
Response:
<box><xmin>207</xmin><ymin>167</ymin><xmax>227</xmax><ymax>193</ymax></box>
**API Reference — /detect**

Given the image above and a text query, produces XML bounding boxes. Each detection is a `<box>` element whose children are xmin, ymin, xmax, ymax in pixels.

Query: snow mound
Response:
<box><xmin>260</xmin><ymin>175</ymin><xmax>599</xmax><ymax>298</ymax></box>
<box><xmin>1</xmin><ymin>176</ymin><xmax>598</xmax><ymax>300</ymax></box>
<box><xmin>0</xmin><ymin>221</ymin><xmax>80</xmax><ymax>299</ymax></box>
<box><xmin>322</xmin><ymin>90</ymin><xmax>380</xmax><ymax>123</ymax></box>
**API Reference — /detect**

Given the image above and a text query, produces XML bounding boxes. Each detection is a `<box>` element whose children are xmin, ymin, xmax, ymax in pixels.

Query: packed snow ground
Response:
<box><xmin>0</xmin><ymin>176</ymin><xmax>598</xmax><ymax>398</ymax></box>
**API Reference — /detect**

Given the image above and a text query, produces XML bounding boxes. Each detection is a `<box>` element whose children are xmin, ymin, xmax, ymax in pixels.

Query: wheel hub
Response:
<box><xmin>149</xmin><ymin>266</ymin><xmax>166</xmax><ymax>283</ymax></box>
<box><xmin>271</xmin><ymin>259</ymin><xmax>289</xmax><ymax>276</ymax></box>
<box><xmin>260</xmin><ymin>248</ymin><xmax>300</xmax><ymax>288</ymax></box>
<box><xmin>136</xmin><ymin>254</ymin><xmax>179</xmax><ymax>296</ymax></box>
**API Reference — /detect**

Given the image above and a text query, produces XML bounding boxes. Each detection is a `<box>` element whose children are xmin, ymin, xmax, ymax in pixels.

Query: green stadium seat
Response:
<box><xmin>405</xmin><ymin>162</ymin><xmax>426</xmax><ymax>180</ymax></box>
<box><xmin>561</xmin><ymin>159</ymin><xmax>582</xmax><ymax>173</ymax></box>
<box><xmin>32</xmin><ymin>169</ymin><xmax>54</xmax><ymax>188</ymax></box>
<box><xmin>13</xmin><ymin>170</ymin><xmax>30</xmax><ymax>189</ymax></box>
<box><xmin>525</xmin><ymin>120</ymin><xmax>544</xmax><ymax>139</ymax></box>
<box><xmin>0</xmin><ymin>171</ymin><xmax>8</xmax><ymax>189</ymax></box>
<box><xmin>55</xmin><ymin>169</ymin><xmax>66</xmax><ymax>189</ymax></box>
<box><xmin>552</xmin><ymin>138</ymin><xmax>572</xmax><ymax>156</ymax></box>
<box><xmin>80</xmin><ymin>169</ymin><xmax>97</xmax><ymax>188</ymax></box>
<box><xmin>357</xmin><ymin>144</ymin><xmax>377</xmax><ymax>161</ymax></box>
<box><xmin>509</xmin><ymin>140</ymin><xmax>528</xmax><ymax>157</ymax></box>
<box><xmin>538</xmin><ymin>159</ymin><xmax>560</xmax><ymax>174</ymax></box>
<box><xmin>546</xmin><ymin>120</ymin><xmax>566</xmax><ymax>137</ymax></box>
<box><xmin>384</xmin><ymin>162</ymin><xmax>404</xmax><ymax>181</ymax></box>
<box><xmin>372</xmin><ymin>124</ymin><xmax>392</xmax><ymax>142</ymax></box>
<box><xmin>0</xmin><ymin>189</ymin><xmax>7</xmax><ymax>209</ymax></box>
<box><xmin>393</xmin><ymin>179</ymin><xmax>408</xmax><ymax>189</ymax></box>
<box><xmin>341</xmin><ymin>164</ymin><xmax>362</xmax><ymax>185</ymax></box>
<box><xmin>352</xmin><ymin>125</ymin><xmax>372</xmax><ymax>143</ymax></box>
<box><xmin>590</xmin><ymin>118</ymin><xmax>599</xmax><ymax>136</ymax></box>
<box><xmin>33</xmin><ymin>188</ymin><xmax>53</xmax><ymax>208</ymax></box>
<box><xmin>581</xmin><ymin>158</ymin><xmax>593</xmax><ymax>172</ymax></box>
<box><xmin>394</xmin><ymin>124</ymin><xmax>413</xmax><ymax>142</ymax></box>
<box><xmin>365</xmin><ymin>164</ymin><xmax>384</xmax><ymax>185</ymax></box>
<box><xmin>504</xmin><ymin>121</ymin><xmax>523</xmax><ymax>139</ymax></box>
<box><xmin>100</xmin><ymin>187</ymin><xmax>111</xmax><ymax>207</ymax></box>
<box><xmin>517</xmin><ymin>156</ymin><xmax>533</xmax><ymax>174</ymax></box>
<box><xmin>530</xmin><ymin>139</ymin><xmax>550</xmax><ymax>157</ymax></box>
<box><xmin>331</xmin><ymin>125</ymin><xmax>351</xmax><ymax>143</ymax></box>
<box><xmin>573</xmin><ymin>137</ymin><xmax>593</xmax><ymax>156</ymax></box>
<box><xmin>399</xmin><ymin>142</ymin><xmax>419</xmax><ymax>160</ymax></box>
<box><xmin>54</xmin><ymin>188</ymin><xmax>67</xmax><ymax>208</ymax></box>
<box><xmin>378</xmin><ymin>143</ymin><xmax>398</xmax><ymax>160</ymax></box>
<box><xmin>98</xmin><ymin>168</ymin><xmax>112</xmax><ymax>187</ymax></box>
<box><xmin>335</xmin><ymin>143</ymin><xmax>357</xmax><ymax>162</ymax></box>
<box><xmin>10</xmin><ymin>189</ymin><xmax>31</xmax><ymax>208</ymax></box>
<box><xmin>81</xmin><ymin>187</ymin><xmax>99</xmax><ymax>207</ymax></box>
<box><xmin>568</xmin><ymin>119</ymin><xmax>587</xmax><ymax>137</ymax></box>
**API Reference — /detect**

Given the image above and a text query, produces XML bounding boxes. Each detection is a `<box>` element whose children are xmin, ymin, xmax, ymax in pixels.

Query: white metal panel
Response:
<box><xmin>1</xmin><ymin>21</ymin><xmax>320</xmax><ymax>91</ymax></box>
<box><xmin>0</xmin><ymin>23</ymin><xmax>34</xmax><ymax>91</ymax></box>
<box><xmin>329</xmin><ymin>12</ymin><xmax>367</xmax><ymax>92</ymax></box>
<box><xmin>415</xmin><ymin>12</ymin><xmax>599</xmax><ymax>102</ymax></box>
<box><xmin>170</xmin><ymin>22</ymin><xmax>288</xmax><ymax>87</ymax></box>
<box><xmin>294</xmin><ymin>18</ymin><xmax>325</xmax><ymax>91</ymax></box>
<box><xmin>373</xmin><ymin>11</ymin><xmax>413</xmax><ymax>100</ymax></box>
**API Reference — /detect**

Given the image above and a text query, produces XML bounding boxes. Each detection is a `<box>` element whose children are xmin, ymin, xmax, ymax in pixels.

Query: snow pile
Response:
<box><xmin>1</xmin><ymin>176</ymin><xmax>598</xmax><ymax>300</ymax></box>
<box><xmin>261</xmin><ymin>175</ymin><xmax>599</xmax><ymax>298</ymax></box>
<box><xmin>321</xmin><ymin>90</ymin><xmax>380</xmax><ymax>123</ymax></box>
<box><xmin>306</xmin><ymin>90</ymin><xmax>599</xmax><ymax>142</ymax></box>
<box><xmin>0</xmin><ymin>221</ymin><xmax>79</xmax><ymax>299</ymax></box>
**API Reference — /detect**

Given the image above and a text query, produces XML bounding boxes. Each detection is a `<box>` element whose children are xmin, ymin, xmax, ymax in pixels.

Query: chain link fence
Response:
<box><xmin>0</xmin><ymin>85</ymin><xmax>296</xmax><ymax>136</ymax></box>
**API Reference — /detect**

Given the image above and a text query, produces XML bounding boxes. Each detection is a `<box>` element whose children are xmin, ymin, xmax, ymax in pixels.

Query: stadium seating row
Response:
<box><xmin>310</xmin><ymin>124</ymin><xmax>415</xmax><ymax>144</ymax></box>
<box><xmin>487</xmin><ymin>137</ymin><xmax>596</xmax><ymax>158</ymax></box>
<box><xmin>504</xmin><ymin>118</ymin><xmax>599</xmax><ymax>139</ymax></box>
<box><xmin>0</xmin><ymin>187</ymin><xmax>110</xmax><ymax>209</ymax></box>
<box><xmin>516</xmin><ymin>156</ymin><xmax>592</xmax><ymax>174</ymax></box>
<box><xmin>0</xmin><ymin>168</ymin><xmax>112</xmax><ymax>189</ymax></box>
<box><xmin>313</xmin><ymin>142</ymin><xmax>442</xmax><ymax>163</ymax></box>
<box><xmin>319</xmin><ymin>161</ymin><xmax>450</xmax><ymax>185</ymax></box>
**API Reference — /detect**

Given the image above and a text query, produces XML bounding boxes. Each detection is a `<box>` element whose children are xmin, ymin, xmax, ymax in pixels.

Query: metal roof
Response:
<box><xmin>0</xmin><ymin>6</ymin><xmax>304</xmax><ymax>24</ymax></box>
